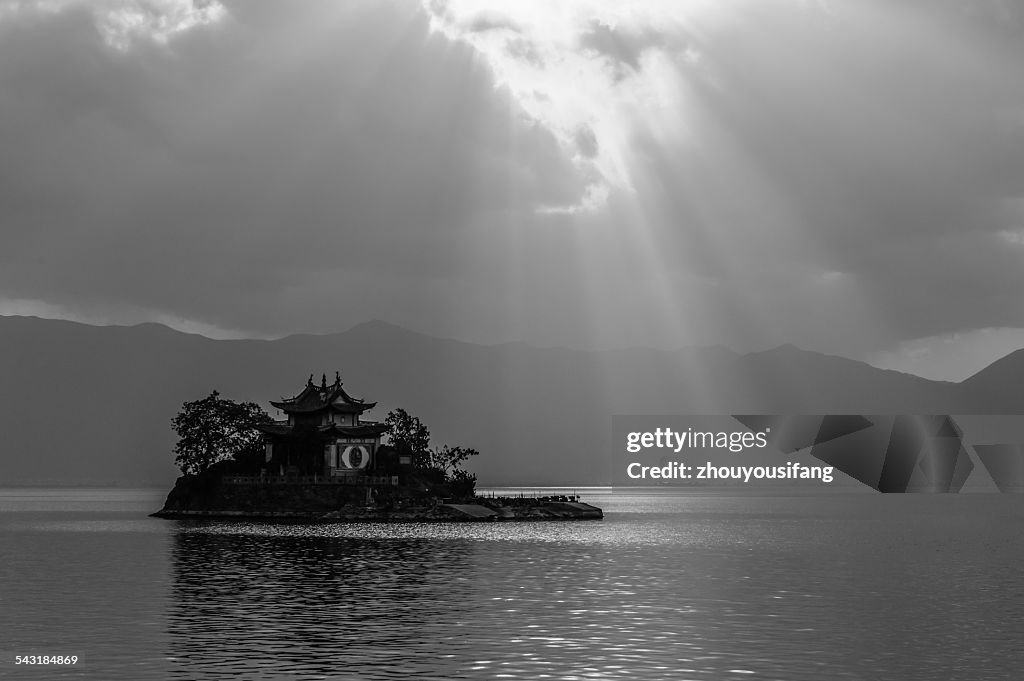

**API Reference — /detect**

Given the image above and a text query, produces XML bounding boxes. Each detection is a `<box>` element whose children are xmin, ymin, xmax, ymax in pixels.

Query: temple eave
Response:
<box><xmin>257</xmin><ymin>423</ymin><xmax>388</xmax><ymax>438</ymax></box>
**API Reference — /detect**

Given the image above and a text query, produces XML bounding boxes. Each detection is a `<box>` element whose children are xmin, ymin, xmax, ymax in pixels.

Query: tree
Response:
<box><xmin>384</xmin><ymin>408</ymin><xmax>431</xmax><ymax>468</ymax></box>
<box><xmin>427</xmin><ymin>444</ymin><xmax>479</xmax><ymax>475</ymax></box>
<box><xmin>429</xmin><ymin>445</ymin><xmax>479</xmax><ymax>498</ymax></box>
<box><xmin>447</xmin><ymin>468</ymin><xmax>478</xmax><ymax>498</ymax></box>
<box><xmin>385</xmin><ymin>408</ymin><xmax>480</xmax><ymax>498</ymax></box>
<box><xmin>171</xmin><ymin>390</ymin><xmax>271</xmax><ymax>475</ymax></box>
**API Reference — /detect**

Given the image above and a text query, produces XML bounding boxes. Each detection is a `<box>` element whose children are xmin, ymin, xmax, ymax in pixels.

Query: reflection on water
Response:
<box><xmin>168</xmin><ymin>530</ymin><xmax>481</xmax><ymax>679</ymax></box>
<box><xmin>2</xmin><ymin>490</ymin><xmax>1023</xmax><ymax>680</ymax></box>
<box><xmin>163</xmin><ymin>496</ymin><xmax>1024</xmax><ymax>681</ymax></box>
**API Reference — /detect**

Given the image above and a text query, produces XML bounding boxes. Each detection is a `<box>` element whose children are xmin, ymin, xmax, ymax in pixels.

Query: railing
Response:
<box><xmin>222</xmin><ymin>474</ymin><xmax>398</xmax><ymax>486</ymax></box>
<box><xmin>480</xmin><ymin>495</ymin><xmax>581</xmax><ymax>506</ymax></box>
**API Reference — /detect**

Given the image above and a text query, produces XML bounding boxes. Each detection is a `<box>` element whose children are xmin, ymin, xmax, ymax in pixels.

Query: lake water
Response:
<box><xmin>1</xmin><ymin>487</ymin><xmax>1022</xmax><ymax>680</ymax></box>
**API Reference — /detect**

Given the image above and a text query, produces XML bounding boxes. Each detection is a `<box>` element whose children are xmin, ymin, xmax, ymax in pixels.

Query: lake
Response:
<box><xmin>1</xmin><ymin>487</ymin><xmax>1022</xmax><ymax>680</ymax></box>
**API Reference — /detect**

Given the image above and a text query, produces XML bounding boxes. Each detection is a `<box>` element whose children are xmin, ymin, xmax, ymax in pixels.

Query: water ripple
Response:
<box><xmin>2</xmin><ymin>493</ymin><xmax>1023</xmax><ymax>679</ymax></box>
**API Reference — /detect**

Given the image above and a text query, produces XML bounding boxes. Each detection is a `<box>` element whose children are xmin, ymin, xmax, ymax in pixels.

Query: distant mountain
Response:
<box><xmin>960</xmin><ymin>349</ymin><xmax>1024</xmax><ymax>411</ymax></box>
<box><xmin>0</xmin><ymin>315</ymin><xmax>1020</xmax><ymax>486</ymax></box>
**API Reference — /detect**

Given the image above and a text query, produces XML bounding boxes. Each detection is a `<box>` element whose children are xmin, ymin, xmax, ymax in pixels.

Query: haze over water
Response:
<box><xmin>2</xmin><ymin>488</ymin><xmax>1022</xmax><ymax>680</ymax></box>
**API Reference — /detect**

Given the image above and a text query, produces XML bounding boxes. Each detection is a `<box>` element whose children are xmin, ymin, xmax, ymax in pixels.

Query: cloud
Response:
<box><xmin>3</xmin><ymin>0</ymin><xmax>1024</xmax><ymax>377</ymax></box>
<box><xmin>0</xmin><ymin>0</ymin><xmax>588</xmax><ymax>338</ymax></box>
<box><xmin>662</xmin><ymin>0</ymin><xmax>1024</xmax><ymax>350</ymax></box>
<box><xmin>0</xmin><ymin>0</ymin><xmax>226</xmax><ymax>49</ymax></box>
<box><xmin>574</xmin><ymin>124</ymin><xmax>599</xmax><ymax>159</ymax></box>
<box><xmin>868</xmin><ymin>327</ymin><xmax>1024</xmax><ymax>382</ymax></box>
<box><xmin>423</xmin><ymin>0</ymin><xmax>1024</xmax><ymax>364</ymax></box>
<box><xmin>465</xmin><ymin>10</ymin><xmax>521</xmax><ymax>35</ymax></box>
<box><xmin>578</xmin><ymin>19</ymin><xmax>685</xmax><ymax>75</ymax></box>
<box><xmin>422</xmin><ymin>0</ymin><xmax>701</xmax><ymax>201</ymax></box>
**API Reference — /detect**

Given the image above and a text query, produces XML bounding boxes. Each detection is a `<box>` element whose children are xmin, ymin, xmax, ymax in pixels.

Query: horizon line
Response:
<box><xmin>1</xmin><ymin>312</ymin><xmax>1016</xmax><ymax>384</ymax></box>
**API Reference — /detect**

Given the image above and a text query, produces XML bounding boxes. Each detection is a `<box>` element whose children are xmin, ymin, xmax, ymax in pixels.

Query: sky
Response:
<box><xmin>1</xmin><ymin>0</ymin><xmax>1023</xmax><ymax>381</ymax></box>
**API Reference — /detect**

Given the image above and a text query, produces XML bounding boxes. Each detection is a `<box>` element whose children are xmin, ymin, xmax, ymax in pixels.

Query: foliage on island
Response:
<box><xmin>171</xmin><ymin>391</ymin><xmax>271</xmax><ymax>475</ymax></box>
<box><xmin>169</xmin><ymin>394</ymin><xmax>478</xmax><ymax>498</ymax></box>
<box><xmin>384</xmin><ymin>408</ymin><xmax>479</xmax><ymax>497</ymax></box>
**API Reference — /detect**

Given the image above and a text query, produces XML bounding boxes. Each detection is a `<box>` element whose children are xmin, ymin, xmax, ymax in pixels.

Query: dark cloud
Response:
<box><xmin>0</xmin><ymin>0</ymin><xmax>587</xmax><ymax>337</ymax></box>
<box><xmin>574</xmin><ymin>125</ymin><xmax>598</xmax><ymax>159</ymax></box>
<box><xmin>618</xmin><ymin>0</ymin><xmax>1024</xmax><ymax>355</ymax></box>
<box><xmin>580</xmin><ymin>21</ymin><xmax>648</xmax><ymax>71</ymax></box>
<box><xmin>466</xmin><ymin>10</ymin><xmax>521</xmax><ymax>34</ymax></box>
<box><xmin>578</xmin><ymin>20</ymin><xmax>687</xmax><ymax>76</ymax></box>
<box><xmin>2</xmin><ymin>0</ymin><xmax>1023</xmax><ymax>369</ymax></box>
<box><xmin>504</xmin><ymin>35</ymin><xmax>544</xmax><ymax>67</ymax></box>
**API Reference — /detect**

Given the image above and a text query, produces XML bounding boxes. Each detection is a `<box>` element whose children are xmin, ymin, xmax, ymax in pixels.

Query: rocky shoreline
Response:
<box><xmin>151</xmin><ymin>474</ymin><xmax>603</xmax><ymax>522</ymax></box>
<box><xmin>151</xmin><ymin>500</ymin><xmax>603</xmax><ymax>522</ymax></box>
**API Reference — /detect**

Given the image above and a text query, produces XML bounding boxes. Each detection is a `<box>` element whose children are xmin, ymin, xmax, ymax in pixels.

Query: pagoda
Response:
<box><xmin>257</xmin><ymin>372</ymin><xmax>390</xmax><ymax>478</ymax></box>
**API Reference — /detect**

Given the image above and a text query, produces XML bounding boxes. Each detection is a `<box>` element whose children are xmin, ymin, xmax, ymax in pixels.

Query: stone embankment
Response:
<box><xmin>152</xmin><ymin>479</ymin><xmax>603</xmax><ymax>522</ymax></box>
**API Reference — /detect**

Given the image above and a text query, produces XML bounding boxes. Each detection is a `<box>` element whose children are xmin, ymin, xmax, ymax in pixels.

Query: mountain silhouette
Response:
<box><xmin>0</xmin><ymin>315</ymin><xmax>1019</xmax><ymax>486</ymax></box>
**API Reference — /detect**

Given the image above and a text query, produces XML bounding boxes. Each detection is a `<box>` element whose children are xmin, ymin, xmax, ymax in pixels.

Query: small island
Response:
<box><xmin>153</xmin><ymin>373</ymin><xmax>602</xmax><ymax>522</ymax></box>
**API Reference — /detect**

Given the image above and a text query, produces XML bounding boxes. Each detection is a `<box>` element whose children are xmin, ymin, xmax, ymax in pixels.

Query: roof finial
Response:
<box><xmin>307</xmin><ymin>374</ymin><xmax>314</xmax><ymax>386</ymax></box>
<box><xmin>321</xmin><ymin>373</ymin><xmax>327</xmax><ymax>389</ymax></box>
<box><xmin>335</xmin><ymin>371</ymin><xmax>341</xmax><ymax>386</ymax></box>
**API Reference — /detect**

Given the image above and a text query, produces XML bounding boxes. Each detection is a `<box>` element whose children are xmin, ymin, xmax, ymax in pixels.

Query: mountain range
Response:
<box><xmin>1</xmin><ymin>315</ymin><xmax>1022</xmax><ymax>486</ymax></box>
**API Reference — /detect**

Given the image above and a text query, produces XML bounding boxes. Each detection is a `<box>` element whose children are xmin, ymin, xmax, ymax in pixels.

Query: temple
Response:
<box><xmin>257</xmin><ymin>372</ymin><xmax>395</xmax><ymax>479</ymax></box>
<box><xmin>155</xmin><ymin>373</ymin><xmax>605</xmax><ymax>520</ymax></box>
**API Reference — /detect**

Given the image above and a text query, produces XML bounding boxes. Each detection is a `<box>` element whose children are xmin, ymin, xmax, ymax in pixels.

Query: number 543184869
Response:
<box><xmin>15</xmin><ymin>655</ymin><xmax>78</xmax><ymax>665</ymax></box>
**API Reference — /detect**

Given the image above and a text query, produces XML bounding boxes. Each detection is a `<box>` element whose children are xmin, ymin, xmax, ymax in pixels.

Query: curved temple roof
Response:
<box><xmin>270</xmin><ymin>372</ymin><xmax>377</xmax><ymax>415</ymax></box>
<box><xmin>257</xmin><ymin>422</ymin><xmax>388</xmax><ymax>438</ymax></box>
